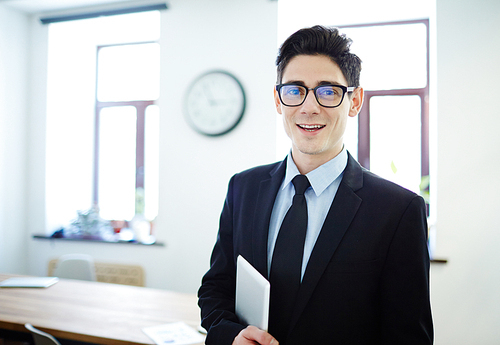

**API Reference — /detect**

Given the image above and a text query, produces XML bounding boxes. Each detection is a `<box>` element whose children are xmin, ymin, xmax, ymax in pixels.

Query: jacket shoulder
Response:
<box><xmin>355</xmin><ymin>169</ymin><xmax>427</xmax><ymax>217</ymax></box>
<box><xmin>231</xmin><ymin>160</ymin><xmax>284</xmax><ymax>183</ymax></box>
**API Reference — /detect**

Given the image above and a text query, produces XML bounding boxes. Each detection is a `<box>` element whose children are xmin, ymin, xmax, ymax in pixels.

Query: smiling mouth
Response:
<box><xmin>298</xmin><ymin>124</ymin><xmax>325</xmax><ymax>132</ymax></box>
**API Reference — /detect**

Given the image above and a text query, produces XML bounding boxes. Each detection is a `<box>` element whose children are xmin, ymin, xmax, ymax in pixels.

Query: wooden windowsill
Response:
<box><xmin>32</xmin><ymin>234</ymin><xmax>165</xmax><ymax>246</ymax></box>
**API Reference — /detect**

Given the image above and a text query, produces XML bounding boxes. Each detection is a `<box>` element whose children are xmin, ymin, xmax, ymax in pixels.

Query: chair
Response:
<box><xmin>25</xmin><ymin>323</ymin><xmax>61</xmax><ymax>345</ymax></box>
<box><xmin>51</xmin><ymin>254</ymin><xmax>96</xmax><ymax>281</ymax></box>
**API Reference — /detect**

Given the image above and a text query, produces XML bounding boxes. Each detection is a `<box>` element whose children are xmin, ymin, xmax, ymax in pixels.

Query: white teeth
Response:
<box><xmin>299</xmin><ymin>124</ymin><xmax>324</xmax><ymax>129</ymax></box>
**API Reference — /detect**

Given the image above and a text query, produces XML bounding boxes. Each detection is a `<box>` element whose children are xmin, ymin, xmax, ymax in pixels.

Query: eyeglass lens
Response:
<box><xmin>279</xmin><ymin>85</ymin><xmax>345</xmax><ymax>107</ymax></box>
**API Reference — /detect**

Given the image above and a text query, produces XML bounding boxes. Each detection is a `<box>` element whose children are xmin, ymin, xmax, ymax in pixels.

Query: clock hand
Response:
<box><xmin>203</xmin><ymin>85</ymin><xmax>218</xmax><ymax>106</ymax></box>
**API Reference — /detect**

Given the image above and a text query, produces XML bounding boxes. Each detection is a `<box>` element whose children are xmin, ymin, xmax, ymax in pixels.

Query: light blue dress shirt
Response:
<box><xmin>267</xmin><ymin>148</ymin><xmax>348</xmax><ymax>280</ymax></box>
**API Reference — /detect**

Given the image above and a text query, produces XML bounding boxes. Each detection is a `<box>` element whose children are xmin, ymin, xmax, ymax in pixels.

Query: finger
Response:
<box><xmin>242</xmin><ymin>326</ymin><xmax>278</xmax><ymax>345</ymax></box>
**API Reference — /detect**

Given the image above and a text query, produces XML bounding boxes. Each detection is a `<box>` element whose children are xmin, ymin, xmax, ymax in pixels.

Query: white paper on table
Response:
<box><xmin>142</xmin><ymin>322</ymin><xmax>205</xmax><ymax>345</ymax></box>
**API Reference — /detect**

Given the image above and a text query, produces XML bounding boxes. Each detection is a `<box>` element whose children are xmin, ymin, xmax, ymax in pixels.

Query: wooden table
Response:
<box><xmin>0</xmin><ymin>274</ymin><xmax>204</xmax><ymax>344</ymax></box>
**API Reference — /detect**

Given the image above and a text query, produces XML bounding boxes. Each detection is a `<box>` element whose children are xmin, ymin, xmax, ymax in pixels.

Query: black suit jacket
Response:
<box><xmin>198</xmin><ymin>153</ymin><xmax>433</xmax><ymax>344</ymax></box>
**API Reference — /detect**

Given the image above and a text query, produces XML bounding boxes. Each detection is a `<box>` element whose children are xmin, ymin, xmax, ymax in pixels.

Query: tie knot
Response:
<box><xmin>292</xmin><ymin>175</ymin><xmax>310</xmax><ymax>196</ymax></box>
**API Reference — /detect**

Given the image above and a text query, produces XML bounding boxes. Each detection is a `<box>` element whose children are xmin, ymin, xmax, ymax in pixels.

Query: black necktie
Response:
<box><xmin>269</xmin><ymin>174</ymin><xmax>310</xmax><ymax>343</ymax></box>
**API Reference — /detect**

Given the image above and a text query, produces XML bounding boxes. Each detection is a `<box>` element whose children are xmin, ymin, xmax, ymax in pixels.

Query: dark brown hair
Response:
<box><xmin>276</xmin><ymin>25</ymin><xmax>362</xmax><ymax>87</ymax></box>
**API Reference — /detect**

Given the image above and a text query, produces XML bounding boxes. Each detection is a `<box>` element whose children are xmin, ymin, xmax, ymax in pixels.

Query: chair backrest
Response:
<box><xmin>25</xmin><ymin>323</ymin><xmax>61</xmax><ymax>345</ymax></box>
<box><xmin>52</xmin><ymin>254</ymin><xmax>97</xmax><ymax>281</ymax></box>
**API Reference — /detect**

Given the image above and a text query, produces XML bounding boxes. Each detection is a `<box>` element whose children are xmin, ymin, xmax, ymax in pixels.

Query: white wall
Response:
<box><xmin>0</xmin><ymin>5</ymin><xmax>29</xmax><ymax>274</ymax></box>
<box><xmin>431</xmin><ymin>0</ymin><xmax>500</xmax><ymax>344</ymax></box>
<box><xmin>2</xmin><ymin>0</ymin><xmax>500</xmax><ymax>343</ymax></box>
<box><xmin>155</xmin><ymin>0</ymin><xmax>278</xmax><ymax>291</ymax></box>
<box><xmin>18</xmin><ymin>0</ymin><xmax>278</xmax><ymax>294</ymax></box>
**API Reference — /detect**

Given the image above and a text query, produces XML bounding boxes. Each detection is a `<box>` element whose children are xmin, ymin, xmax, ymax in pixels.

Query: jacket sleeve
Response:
<box><xmin>379</xmin><ymin>195</ymin><xmax>434</xmax><ymax>344</ymax></box>
<box><xmin>198</xmin><ymin>175</ymin><xmax>245</xmax><ymax>345</ymax></box>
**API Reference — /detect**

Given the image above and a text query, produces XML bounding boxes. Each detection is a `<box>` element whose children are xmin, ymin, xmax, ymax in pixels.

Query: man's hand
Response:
<box><xmin>232</xmin><ymin>325</ymin><xmax>278</xmax><ymax>345</ymax></box>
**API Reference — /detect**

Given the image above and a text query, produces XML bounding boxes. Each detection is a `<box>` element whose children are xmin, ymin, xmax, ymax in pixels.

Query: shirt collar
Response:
<box><xmin>284</xmin><ymin>148</ymin><xmax>348</xmax><ymax>196</ymax></box>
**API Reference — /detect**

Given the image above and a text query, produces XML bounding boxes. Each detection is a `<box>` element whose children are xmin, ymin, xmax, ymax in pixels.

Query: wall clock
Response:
<box><xmin>185</xmin><ymin>70</ymin><xmax>246</xmax><ymax>136</ymax></box>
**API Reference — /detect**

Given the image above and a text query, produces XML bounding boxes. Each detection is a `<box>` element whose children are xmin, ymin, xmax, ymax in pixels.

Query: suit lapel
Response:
<box><xmin>288</xmin><ymin>154</ymin><xmax>364</xmax><ymax>333</ymax></box>
<box><xmin>251</xmin><ymin>160</ymin><xmax>286</xmax><ymax>278</ymax></box>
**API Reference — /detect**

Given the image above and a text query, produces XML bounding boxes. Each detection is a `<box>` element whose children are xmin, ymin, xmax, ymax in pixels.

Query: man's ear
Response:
<box><xmin>348</xmin><ymin>87</ymin><xmax>364</xmax><ymax>118</ymax></box>
<box><xmin>274</xmin><ymin>87</ymin><xmax>283</xmax><ymax>115</ymax></box>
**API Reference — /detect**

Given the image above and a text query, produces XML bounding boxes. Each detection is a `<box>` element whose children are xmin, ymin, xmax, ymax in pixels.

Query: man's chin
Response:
<box><xmin>294</xmin><ymin>145</ymin><xmax>326</xmax><ymax>156</ymax></box>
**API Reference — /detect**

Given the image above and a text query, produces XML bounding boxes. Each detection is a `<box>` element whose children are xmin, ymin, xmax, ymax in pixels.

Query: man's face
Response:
<box><xmin>274</xmin><ymin>54</ymin><xmax>363</xmax><ymax>168</ymax></box>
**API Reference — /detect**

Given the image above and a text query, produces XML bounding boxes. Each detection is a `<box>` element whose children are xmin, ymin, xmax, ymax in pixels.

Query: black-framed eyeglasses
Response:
<box><xmin>276</xmin><ymin>83</ymin><xmax>356</xmax><ymax>108</ymax></box>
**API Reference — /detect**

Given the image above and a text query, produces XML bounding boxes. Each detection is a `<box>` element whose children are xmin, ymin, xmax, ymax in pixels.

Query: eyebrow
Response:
<box><xmin>283</xmin><ymin>80</ymin><xmax>346</xmax><ymax>87</ymax></box>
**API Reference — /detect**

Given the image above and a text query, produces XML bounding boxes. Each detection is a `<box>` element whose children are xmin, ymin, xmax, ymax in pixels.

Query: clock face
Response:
<box><xmin>185</xmin><ymin>71</ymin><xmax>246</xmax><ymax>136</ymax></box>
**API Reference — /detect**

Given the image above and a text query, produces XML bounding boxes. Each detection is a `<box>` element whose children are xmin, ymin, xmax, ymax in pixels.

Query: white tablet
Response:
<box><xmin>235</xmin><ymin>255</ymin><xmax>270</xmax><ymax>331</ymax></box>
<box><xmin>0</xmin><ymin>277</ymin><xmax>59</xmax><ymax>288</ymax></box>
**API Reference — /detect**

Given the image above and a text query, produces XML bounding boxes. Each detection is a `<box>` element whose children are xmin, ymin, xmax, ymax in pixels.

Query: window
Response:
<box><xmin>95</xmin><ymin>42</ymin><xmax>160</xmax><ymax>221</ymax></box>
<box><xmin>45</xmin><ymin>11</ymin><xmax>160</xmax><ymax>232</ymax></box>
<box><xmin>341</xmin><ymin>20</ymin><xmax>430</xmax><ymax>209</ymax></box>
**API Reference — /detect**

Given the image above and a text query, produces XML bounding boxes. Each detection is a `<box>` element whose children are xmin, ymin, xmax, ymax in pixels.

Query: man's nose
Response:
<box><xmin>301</xmin><ymin>90</ymin><xmax>321</xmax><ymax>111</ymax></box>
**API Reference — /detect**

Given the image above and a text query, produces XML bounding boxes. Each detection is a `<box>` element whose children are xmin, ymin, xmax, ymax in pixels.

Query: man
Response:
<box><xmin>198</xmin><ymin>25</ymin><xmax>433</xmax><ymax>345</ymax></box>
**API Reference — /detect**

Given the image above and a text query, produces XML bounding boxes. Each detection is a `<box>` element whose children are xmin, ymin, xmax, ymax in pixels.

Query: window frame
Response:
<box><xmin>92</xmin><ymin>42</ymin><xmax>158</xmax><ymax>212</ymax></box>
<box><xmin>340</xmin><ymin>19</ymin><xmax>430</xmax><ymax>207</ymax></box>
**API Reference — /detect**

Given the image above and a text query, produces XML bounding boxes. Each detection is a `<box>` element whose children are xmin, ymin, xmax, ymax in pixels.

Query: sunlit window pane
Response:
<box><xmin>98</xmin><ymin>106</ymin><xmax>137</xmax><ymax>220</ymax></box>
<box><xmin>144</xmin><ymin>105</ymin><xmax>159</xmax><ymax>221</ymax></box>
<box><xmin>344</xmin><ymin>115</ymin><xmax>358</xmax><ymax>158</ymax></box>
<box><xmin>97</xmin><ymin>43</ymin><xmax>160</xmax><ymax>102</ymax></box>
<box><xmin>370</xmin><ymin>96</ymin><xmax>421</xmax><ymax>193</ymax></box>
<box><xmin>45</xmin><ymin>11</ymin><xmax>160</xmax><ymax>232</ymax></box>
<box><xmin>342</xmin><ymin>23</ymin><xmax>427</xmax><ymax>90</ymax></box>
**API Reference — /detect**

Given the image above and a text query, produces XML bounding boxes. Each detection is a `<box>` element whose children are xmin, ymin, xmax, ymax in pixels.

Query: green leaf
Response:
<box><xmin>390</xmin><ymin>160</ymin><xmax>398</xmax><ymax>174</ymax></box>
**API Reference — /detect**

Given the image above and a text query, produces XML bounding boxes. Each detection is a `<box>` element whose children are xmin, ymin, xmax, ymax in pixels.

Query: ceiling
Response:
<box><xmin>0</xmin><ymin>0</ymin><xmax>132</xmax><ymax>14</ymax></box>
